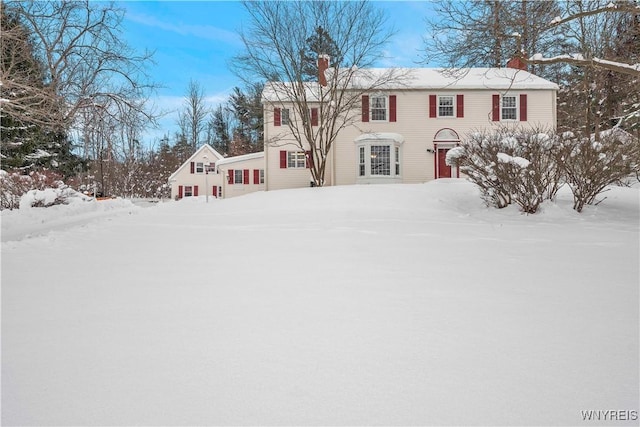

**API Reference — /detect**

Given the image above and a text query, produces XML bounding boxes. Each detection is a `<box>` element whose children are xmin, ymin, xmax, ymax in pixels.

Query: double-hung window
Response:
<box><xmin>234</xmin><ymin>169</ymin><xmax>244</xmax><ymax>184</ymax></box>
<box><xmin>281</xmin><ymin>108</ymin><xmax>290</xmax><ymax>125</ymax></box>
<box><xmin>370</xmin><ymin>95</ymin><xmax>387</xmax><ymax>121</ymax></box>
<box><xmin>287</xmin><ymin>151</ymin><xmax>306</xmax><ymax>168</ymax></box>
<box><xmin>195</xmin><ymin>162</ymin><xmax>204</xmax><ymax>173</ymax></box>
<box><xmin>502</xmin><ymin>96</ymin><xmax>517</xmax><ymax>120</ymax></box>
<box><xmin>184</xmin><ymin>186</ymin><xmax>193</xmax><ymax>197</ymax></box>
<box><xmin>438</xmin><ymin>96</ymin><xmax>454</xmax><ymax>117</ymax></box>
<box><xmin>358</xmin><ymin>146</ymin><xmax>366</xmax><ymax>177</ymax></box>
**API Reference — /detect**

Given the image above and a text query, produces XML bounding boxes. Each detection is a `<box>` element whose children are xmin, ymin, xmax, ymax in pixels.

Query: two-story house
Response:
<box><xmin>262</xmin><ymin>62</ymin><xmax>558</xmax><ymax>191</ymax></box>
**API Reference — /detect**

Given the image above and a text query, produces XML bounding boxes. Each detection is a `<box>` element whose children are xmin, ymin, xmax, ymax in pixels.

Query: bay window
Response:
<box><xmin>354</xmin><ymin>133</ymin><xmax>404</xmax><ymax>183</ymax></box>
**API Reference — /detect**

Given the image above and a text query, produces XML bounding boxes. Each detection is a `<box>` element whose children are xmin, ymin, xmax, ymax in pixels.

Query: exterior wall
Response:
<box><xmin>218</xmin><ymin>155</ymin><xmax>266</xmax><ymax>199</ymax></box>
<box><xmin>264</xmin><ymin>107</ymin><xmax>316</xmax><ymax>191</ymax></box>
<box><xmin>169</xmin><ymin>145</ymin><xmax>224</xmax><ymax>200</ymax></box>
<box><xmin>265</xmin><ymin>87</ymin><xmax>557</xmax><ymax>189</ymax></box>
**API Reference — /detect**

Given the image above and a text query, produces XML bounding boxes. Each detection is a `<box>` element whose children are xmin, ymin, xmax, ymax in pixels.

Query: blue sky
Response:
<box><xmin>120</xmin><ymin>1</ymin><xmax>437</xmax><ymax>146</ymax></box>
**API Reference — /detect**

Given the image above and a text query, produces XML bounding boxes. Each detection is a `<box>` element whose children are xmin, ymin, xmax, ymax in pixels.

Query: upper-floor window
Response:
<box><xmin>438</xmin><ymin>96</ymin><xmax>454</xmax><ymax>117</ymax></box>
<box><xmin>502</xmin><ymin>96</ymin><xmax>517</xmax><ymax>120</ymax></box>
<box><xmin>196</xmin><ymin>162</ymin><xmax>204</xmax><ymax>173</ymax></box>
<box><xmin>430</xmin><ymin>94</ymin><xmax>463</xmax><ymax>118</ymax></box>
<box><xmin>370</xmin><ymin>95</ymin><xmax>387</xmax><ymax>121</ymax></box>
<box><xmin>281</xmin><ymin>108</ymin><xmax>290</xmax><ymax>125</ymax></box>
<box><xmin>492</xmin><ymin>94</ymin><xmax>527</xmax><ymax>122</ymax></box>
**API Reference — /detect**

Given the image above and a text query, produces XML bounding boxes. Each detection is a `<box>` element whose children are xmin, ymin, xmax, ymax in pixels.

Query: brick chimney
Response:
<box><xmin>318</xmin><ymin>54</ymin><xmax>329</xmax><ymax>87</ymax></box>
<box><xmin>507</xmin><ymin>55</ymin><xmax>527</xmax><ymax>71</ymax></box>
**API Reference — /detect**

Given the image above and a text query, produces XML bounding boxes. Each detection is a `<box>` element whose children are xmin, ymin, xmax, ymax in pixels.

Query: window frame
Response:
<box><xmin>355</xmin><ymin>141</ymin><xmax>402</xmax><ymax>181</ymax></box>
<box><xmin>184</xmin><ymin>186</ymin><xmax>193</xmax><ymax>197</ymax></box>
<box><xmin>234</xmin><ymin>169</ymin><xmax>244</xmax><ymax>184</ymax></box>
<box><xmin>438</xmin><ymin>95</ymin><xmax>455</xmax><ymax>118</ymax></box>
<box><xmin>195</xmin><ymin>162</ymin><xmax>204</xmax><ymax>174</ymax></box>
<box><xmin>259</xmin><ymin>169</ymin><xmax>265</xmax><ymax>184</ymax></box>
<box><xmin>287</xmin><ymin>151</ymin><xmax>306</xmax><ymax>169</ymax></box>
<box><xmin>370</xmin><ymin>95</ymin><xmax>388</xmax><ymax>122</ymax></box>
<box><xmin>281</xmin><ymin>108</ymin><xmax>290</xmax><ymax>125</ymax></box>
<box><xmin>370</xmin><ymin>145</ymin><xmax>391</xmax><ymax>176</ymax></box>
<box><xmin>501</xmin><ymin>95</ymin><xmax>518</xmax><ymax>121</ymax></box>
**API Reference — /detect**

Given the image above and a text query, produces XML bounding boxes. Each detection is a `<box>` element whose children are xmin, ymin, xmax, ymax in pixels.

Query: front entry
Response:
<box><xmin>433</xmin><ymin>128</ymin><xmax>460</xmax><ymax>179</ymax></box>
<box><xmin>437</xmin><ymin>148</ymin><xmax>452</xmax><ymax>178</ymax></box>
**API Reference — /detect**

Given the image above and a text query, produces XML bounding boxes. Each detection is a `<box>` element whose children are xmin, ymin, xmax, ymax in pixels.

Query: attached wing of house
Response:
<box><xmin>215</xmin><ymin>151</ymin><xmax>265</xmax><ymax>199</ymax></box>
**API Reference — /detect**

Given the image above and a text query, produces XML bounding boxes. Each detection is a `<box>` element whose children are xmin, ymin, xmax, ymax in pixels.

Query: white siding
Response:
<box><xmin>218</xmin><ymin>155</ymin><xmax>266</xmax><ymax>199</ymax></box>
<box><xmin>265</xmin><ymin>87</ymin><xmax>557</xmax><ymax>188</ymax></box>
<box><xmin>169</xmin><ymin>145</ymin><xmax>225</xmax><ymax>199</ymax></box>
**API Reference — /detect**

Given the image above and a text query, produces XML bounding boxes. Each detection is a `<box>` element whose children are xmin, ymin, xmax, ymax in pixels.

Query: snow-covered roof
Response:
<box><xmin>359</xmin><ymin>67</ymin><xmax>559</xmax><ymax>90</ymax></box>
<box><xmin>354</xmin><ymin>133</ymin><xmax>405</xmax><ymax>144</ymax></box>
<box><xmin>262</xmin><ymin>67</ymin><xmax>558</xmax><ymax>103</ymax></box>
<box><xmin>215</xmin><ymin>151</ymin><xmax>265</xmax><ymax>167</ymax></box>
<box><xmin>168</xmin><ymin>144</ymin><xmax>225</xmax><ymax>182</ymax></box>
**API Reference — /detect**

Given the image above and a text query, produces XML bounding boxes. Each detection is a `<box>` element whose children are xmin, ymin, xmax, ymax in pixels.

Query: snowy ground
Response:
<box><xmin>2</xmin><ymin>180</ymin><xmax>638</xmax><ymax>426</ymax></box>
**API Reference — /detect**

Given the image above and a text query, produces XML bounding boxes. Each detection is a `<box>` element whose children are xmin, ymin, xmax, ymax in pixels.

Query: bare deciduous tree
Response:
<box><xmin>422</xmin><ymin>0</ymin><xmax>564</xmax><ymax>77</ymax></box>
<box><xmin>2</xmin><ymin>1</ymin><xmax>158</xmax><ymax>132</ymax></box>
<box><xmin>524</xmin><ymin>0</ymin><xmax>640</xmax><ymax>77</ymax></box>
<box><xmin>177</xmin><ymin>79</ymin><xmax>209</xmax><ymax>151</ymax></box>
<box><xmin>233</xmin><ymin>0</ymin><xmax>408</xmax><ymax>187</ymax></box>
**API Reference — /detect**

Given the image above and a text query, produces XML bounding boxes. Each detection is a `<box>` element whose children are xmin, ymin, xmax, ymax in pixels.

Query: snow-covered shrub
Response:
<box><xmin>19</xmin><ymin>186</ymin><xmax>85</xmax><ymax>209</ymax></box>
<box><xmin>448</xmin><ymin>127</ymin><xmax>561</xmax><ymax>213</ymax></box>
<box><xmin>556</xmin><ymin>128</ymin><xmax>640</xmax><ymax>212</ymax></box>
<box><xmin>0</xmin><ymin>169</ymin><xmax>65</xmax><ymax>210</ymax></box>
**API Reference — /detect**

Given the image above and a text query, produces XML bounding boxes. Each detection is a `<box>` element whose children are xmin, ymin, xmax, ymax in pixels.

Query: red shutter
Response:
<box><xmin>228</xmin><ymin>169</ymin><xmax>234</xmax><ymax>185</ymax></box>
<box><xmin>492</xmin><ymin>94</ymin><xmax>500</xmax><ymax>121</ymax></box>
<box><xmin>190</xmin><ymin>162</ymin><xmax>195</xmax><ymax>174</ymax></box>
<box><xmin>305</xmin><ymin>150</ymin><xmax>313</xmax><ymax>169</ymax></box>
<box><xmin>456</xmin><ymin>94</ymin><xmax>464</xmax><ymax>118</ymax></box>
<box><xmin>429</xmin><ymin>95</ymin><xmax>437</xmax><ymax>118</ymax></box>
<box><xmin>243</xmin><ymin>169</ymin><xmax>249</xmax><ymax>185</ymax></box>
<box><xmin>253</xmin><ymin>169</ymin><xmax>259</xmax><ymax>184</ymax></box>
<box><xmin>362</xmin><ymin>95</ymin><xmax>369</xmax><ymax>122</ymax></box>
<box><xmin>311</xmin><ymin>108</ymin><xmax>318</xmax><ymax>126</ymax></box>
<box><xmin>274</xmin><ymin>107</ymin><xmax>281</xmax><ymax>126</ymax></box>
<box><xmin>279</xmin><ymin>150</ymin><xmax>287</xmax><ymax>168</ymax></box>
<box><xmin>178</xmin><ymin>185</ymin><xmax>183</xmax><ymax>199</ymax></box>
<box><xmin>389</xmin><ymin>95</ymin><xmax>397</xmax><ymax>122</ymax></box>
<box><xmin>212</xmin><ymin>186</ymin><xmax>217</xmax><ymax>197</ymax></box>
<box><xmin>194</xmin><ymin>185</ymin><xmax>199</xmax><ymax>197</ymax></box>
<box><xmin>520</xmin><ymin>94</ymin><xmax>528</xmax><ymax>121</ymax></box>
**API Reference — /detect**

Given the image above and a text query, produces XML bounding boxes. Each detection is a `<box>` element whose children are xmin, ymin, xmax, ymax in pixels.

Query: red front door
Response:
<box><xmin>437</xmin><ymin>148</ymin><xmax>451</xmax><ymax>178</ymax></box>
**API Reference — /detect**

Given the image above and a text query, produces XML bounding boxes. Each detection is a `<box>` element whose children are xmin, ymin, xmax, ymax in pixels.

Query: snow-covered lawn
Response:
<box><xmin>2</xmin><ymin>180</ymin><xmax>638</xmax><ymax>426</ymax></box>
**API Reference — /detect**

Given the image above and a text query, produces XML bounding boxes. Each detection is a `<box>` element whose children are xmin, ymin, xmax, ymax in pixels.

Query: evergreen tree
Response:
<box><xmin>300</xmin><ymin>26</ymin><xmax>343</xmax><ymax>81</ymax></box>
<box><xmin>1</xmin><ymin>4</ymin><xmax>84</xmax><ymax>178</ymax></box>
<box><xmin>227</xmin><ymin>83</ymin><xmax>264</xmax><ymax>155</ymax></box>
